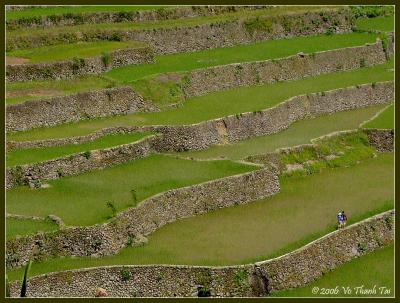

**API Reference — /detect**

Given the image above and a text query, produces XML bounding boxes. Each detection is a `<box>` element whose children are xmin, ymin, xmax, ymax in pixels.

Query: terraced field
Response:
<box><xmin>5</xmin><ymin>5</ymin><xmax>394</xmax><ymax>298</ymax></box>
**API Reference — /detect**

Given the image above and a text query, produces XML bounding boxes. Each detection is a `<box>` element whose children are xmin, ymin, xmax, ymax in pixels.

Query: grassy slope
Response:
<box><xmin>6</xmin><ymin>155</ymin><xmax>255</xmax><ymax>226</ymax></box>
<box><xmin>6</xmin><ymin>132</ymin><xmax>151</xmax><ymax>167</ymax></box>
<box><xmin>179</xmin><ymin>104</ymin><xmax>386</xmax><ymax>160</ymax></box>
<box><xmin>6</xmin><ymin>40</ymin><xmax>145</xmax><ymax>63</ymax></box>
<box><xmin>7</xmin><ymin>153</ymin><xmax>394</xmax><ymax>281</ymax></box>
<box><xmin>6</xmin><ymin>6</ymin><xmax>172</xmax><ymax>20</ymax></box>
<box><xmin>8</xmin><ymin>6</ymin><xmax>338</xmax><ymax>36</ymax></box>
<box><xmin>355</xmin><ymin>15</ymin><xmax>394</xmax><ymax>32</ymax></box>
<box><xmin>7</xmin><ymin>60</ymin><xmax>394</xmax><ymax>142</ymax></box>
<box><xmin>7</xmin><ymin>105</ymin><xmax>386</xmax><ymax>168</ymax></box>
<box><xmin>6</xmin><ymin>32</ymin><xmax>378</xmax><ymax>105</ymax></box>
<box><xmin>106</xmin><ymin>32</ymin><xmax>378</xmax><ymax>82</ymax></box>
<box><xmin>273</xmin><ymin>243</ymin><xmax>394</xmax><ymax>297</ymax></box>
<box><xmin>6</xmin><ymin>75</ymin><xmax>112</xmax><ymax>105</ymax></box>
<box><xmin>6</xmin><ymin>218</ymin><xmax>58</xmax><ymax>240</ymax></box>
<box><xmin>363</xmin><ymin>104</ymin><xmax>394</xmax><ymax>129</ymax></box>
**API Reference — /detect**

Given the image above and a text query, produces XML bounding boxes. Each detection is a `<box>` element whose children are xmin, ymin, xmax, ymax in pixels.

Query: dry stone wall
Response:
<box><xmin>6</xmin><ymin>46</ymin><xmax>154</xmax><ymax>82</ymax></box>
<box><xmin>6</xmin><ymin>9</ymin><xmax>353</xmax><ymax>53</ymax></box>
<box><xmin>245</xmin><ymin>128</ymin><xmax>394</xmax><ymax>172</ymax></box>
<box><xmin>9</xmin><ymin>210</ymin><xmax>394</xmax><ymax>297</ymax></box>
<box><xmin>364</xmin><ymin>128</ymin><xmax>394</xmax><ymax>152</ymax></box>
<box><xmin>6</xmin><ymin>167</ymin><xmax>279</xmax><ymax>268</ymax></box>
<box><xmin>6</xmin><ymin>6</ymin><xmax>270</xmax><ymax>30</ymax></box>
<box><xmin>6</xmin><ymin>135</ymin><xmax>156</xmax><ymax>189</ymax></box>
<box><xmin>6</xmin><ymin>87</ymin><xmax>158</xmax><ymax>132</ymax></box>
<box><xmin>5</xmin><ymin>81</ymin><xmax>393</xmax><ymax>189</ymax></box>
<box><xmin>8</xmin><ymin>41</ymin><xmax>386</xmax><ymax>133</ymax></box>
<box><xmin>151</xmin><ymin>82</ymin><xmax>394</xmax><ymax>152</ymax></box>
<box><xmin>182</xmin><ymin>40</ymin><xmax>387</xmax><ymax>98</ymax></box>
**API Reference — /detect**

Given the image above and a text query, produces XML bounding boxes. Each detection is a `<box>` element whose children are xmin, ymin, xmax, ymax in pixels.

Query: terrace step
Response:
<box><xmin>5</xmin><ymin>82</ymin><xmax>393</xmax><ymax>189</ymax></box>
<box><xmin>8</xmin><ymin>210</ymin><xmax>394</xmax><ymax>297</ymax></box>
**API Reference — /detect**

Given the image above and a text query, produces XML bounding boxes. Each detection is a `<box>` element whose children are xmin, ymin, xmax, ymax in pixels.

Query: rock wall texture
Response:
<box><xmin>6</xmin><ymin>46</ymin><xmax>154</xmax><ymax>82</ymax></box>
<box><xmin>6</xmin><ymin>6</ymin><xmax>269</xmax><ymax>30</ymax></box>
<box><xmin>6</xmin><ymin>167</ymin><xmax>279</xmax><ymax>268</ymax></box>
<box><xmin>364</xmin><ymin>128</ymin><xmax>394</xmax><ymax>152</ymax></box>
<box><xmin>6</xmin><ymin>87</ymin><xmax>158</xmax><ymax>132</ymax></box>
<box><xmin>5</xmin><ymin>81</ymin><xmax>393</xmax><ymax>189</ymax></box>
<box><xmin>6</xmin><ymin>9</ymin><xmax>353</xmax><ymax>53</ymax></box>
<box><xmin>150</xmin><ymin>81</ymin><xmax>394</xmax><ymax>152</ymax></box>
<box><xmin>9</xmin><ymin>210</ymin><xmax>394</xmax><ymax>297</ymax></box>
<box><xmin>7</xmin><ymin>41</ymin><xmax>387</xmax><ymax>133</ymax></box>
<box><xmin>182</xmin><ymin>40</ymin><xmax>388</xmax><ymax>98</ymax></box>
<box><xmin>6</xmin><ymin>135</ymin><xmax>157</xmax><ymax>189</ymax></box>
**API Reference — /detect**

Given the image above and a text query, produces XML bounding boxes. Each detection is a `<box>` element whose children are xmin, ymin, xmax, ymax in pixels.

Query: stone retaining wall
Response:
<box><xmin>5</xmin><ymin>82</ymin><xmax>393</xmax><ymax>189</ymax></box>
<box><xmin>6</xmin><ymin>135</ymin><xmax>157</xmax><ymax>189</ymax></box>
<box><xmin>6</xmin><ymin>6</ymin><xmax>269</xmax><ymax>30</ymax></box>
<box><xmin>182</xmin><ymin>40</ymin><xmax>387</xmax><ymax>98</ymax></box>
<box><xmin>6</xmin><ymin>9</ymin><xmax>353</xmax><ymax>53</ymax></box>
<box><xmin>364</xmin><ymin>128</ymin><xmax>394</xmax><ymax>152</ymax></box>
<box><xmin>6</xmin><ymin>87</ymin><xmax>158</xmax><ymax>132</ymax></box>
<box><xmin>245</xmin><ymin>128</ymin><xmax>394</xmax><ymax>171</ymax></box>
<box><xmin>9</xmin><ymin>210</ymin><xmax>394</xmax><ymax>297</ymax></box>
<box><xmin>6</xmin><ymin>167</ymin><xmax>279</xmax><ymax>268</ymax></box>
<box><xmin>151</xmin><ymin>82</ymin><xmax>394</xmax><ymax>152</ymax></box>
<box><xmin>7</xmin><ymin>41</ymin><xmax>386</xmax><ymax>133</ymax></box>
<box><xmin>6</xmin><ymin>46</ymin><xmax>154</xmax><ymax>82</ymax></box>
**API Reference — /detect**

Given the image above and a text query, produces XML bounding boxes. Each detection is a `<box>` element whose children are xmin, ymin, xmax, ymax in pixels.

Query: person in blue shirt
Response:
<box><xmin>337</xmin><ymin>211</ymin><xmax>343</xmax><ymax>229</ymax></box>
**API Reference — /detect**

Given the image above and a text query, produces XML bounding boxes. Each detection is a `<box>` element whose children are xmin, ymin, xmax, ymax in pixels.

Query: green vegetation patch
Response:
<box><xmin>7</xmin><ymin>40</ymin><xmax>146</xmax><ymax>64</ymax></box>
<box><xmin>7</xmin><ymin>60</ymin><xmax>394</xmax><ymax>142</ymax></box>
<box><xmin>280</xmin><ymin>131</ymin><xmax>376</xmax><ymax>177</ymax></box>
<box><xmin>106</xmin><ymin>32</ymin><xmax>378</xmax><ymax>83</ymax></box>
<box><xmin>6</xmin><ymin>75</ymin><xmax>113</xmax><ymax>105</ymax></box>
<box><xmin>179</xmin><ymin>104</ymin><xmax>386</xmax><ymax>160</ymax></box>
<box><xmin>273</xmin><ymin>243</ymin><xmax>394</xmax><ymax>297</ymax></box>
<box><xmin>6</xmin><ymin>132</ymin><xmax>152</xmax><ymax>167</ymax></box>
<box><xmin>7</xmin><ymin>153</ymin><xmax>393</xmax><ymax>280</ymax></box>
<box><xmin>6</xmin><ymin>154</ymin><xmax>255</xmax><ymax>226</ymax></box>
<box><xmin>351</xmin><ymin>5</ymin><xmax>394</xmax><ymax>19</ymax></box>
<box><xmin>355</xmin><ymin>15</ymin><xmax>394</xmax><ymax>32</ymax></box>
<box><xmin>362</xmin><ymin>104</ymin><xmax>394</xmax><ymax>129</ymax></box>
<box><xmin>6</xmin><ymin>6</ymin><xmax>173</xmax><ymax>21</ymax></box>
<box><xmin>7</xmin><ymin>32</ymin><xmax>378</xmax><ymax>105</ymax></box>
<box><xmin>6</xmin><ymin>217</ymin><xmax>58</xmax><ymax>240</ymax></box>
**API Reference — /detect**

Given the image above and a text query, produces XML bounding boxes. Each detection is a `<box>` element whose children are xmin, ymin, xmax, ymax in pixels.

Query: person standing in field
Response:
<box><xmin>341</xmin><ymin>210</ymin><xmax>347</xmax><ymax>228</ymax></box>
<box><xmin>337</xmin><ymin>211</ymin><xmax>343</xmax><ymax>229</ymax></box>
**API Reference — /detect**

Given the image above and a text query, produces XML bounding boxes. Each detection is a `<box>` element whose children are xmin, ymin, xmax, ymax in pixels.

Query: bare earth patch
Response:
<box><xmin>156</xmin><ymin>73</ymin><xmax>182</xmax><ymax>82</ymax></box>
<box><xmin>6</xmin><ymin>56</ymin><xmax>29</xmax><ymax>65</ymax></box>
<box><xmin>7</xmin><ymin>88</ymin><xmax>63</xmax><ymax>99</ymax></box>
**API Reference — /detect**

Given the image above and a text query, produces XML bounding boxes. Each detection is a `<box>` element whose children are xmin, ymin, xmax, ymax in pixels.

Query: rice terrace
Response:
<box><xmin>4</xmin><ymin>4</ymin><xmax>395</xmax><ymax>298</ymax></box>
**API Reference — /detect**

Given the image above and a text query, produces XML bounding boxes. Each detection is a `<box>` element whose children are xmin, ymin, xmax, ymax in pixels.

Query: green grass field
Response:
<box><xmin>6</xmin><ymin>217</ymin><xmax>59</xmax><ymax>240</ymax></box>
<box><xmin>362</xmin><ymin>104</ymin><xmax>394</xmax><ymax>129</ymax></box>
<box><xmin>106</xmin><ymin>32</ymin><xmax>378</xmax><ymax>83</ymax></box>
<box><xmin>6</xmin><ymin>154</ymin><xmax>255</xmax><ymax>227</ymax></box>
<box><xmin>6</xmin><ymin>6</ymin><xmax>173</xmax><ymax>21</ymax></box>
<box><xmin>6</xmin><ymin>32</ymin><xmax>379</xmax><ymax>105</ymax></box>
<box><xmin>7</xmin><ymin>60</ymin><xmax>394</xmax><ymax>142</ymax></box>
<box><xmin>6</xmin><ymin>132</ymin><xmax>151</xmax><ymax>167</ymax></box>
<box><xmin>7</xmin><ymin>152</ymin><xmax>393</xmax><ymax>281</ymax></box>
<box><xmin>355</xmin><ymin>15</ymin><xmax>394</xmax><ymax>32</ymax></box>
<box><xmin>6</xmin><ymin>40</ymin><xmax>146</xmax><ymax>64</ymax></box>
<box><xmin>179</xmin><ymin>104</ymin><xmax>386</xmax><ymax>160</ymax></box>
<box><xmin>6</xmin><ymin>75</ymin><xmax>112</xmax><ymax>105</ymax></box>
<box><xmin>273</xmin><ymin>242</ymin><xmax>394</xmax><ymax>297</ymax></box>
<box><xmin>7</xmin><ymin>105</ymin><xmax>385</xmax><ymax>167</ymax></box>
